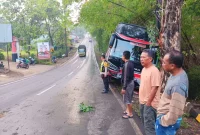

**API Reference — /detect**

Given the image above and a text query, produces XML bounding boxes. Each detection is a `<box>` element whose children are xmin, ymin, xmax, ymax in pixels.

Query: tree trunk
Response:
<box><xmin>160</xmin><ymin>0</ymin><xmax>183</xmax><ymax>52</ymax></box>
<box><xmin>45</xmin><ymin>20</ymin><xmax>54</xmax><ymax>47</ymax></box>
<box><xmin>158</xmin><ymin>0</ymin><xmax>184</xmax><ymax>91</ymax></box>
<box><xmin>48</xmin><ymin>26</ymin><xmax>54</xmax><ymax>47</ymax></box>
<box><xmin>65</xmin><ymin>28</ymin><xmax>68</xmax><ymax>57</ymax></box>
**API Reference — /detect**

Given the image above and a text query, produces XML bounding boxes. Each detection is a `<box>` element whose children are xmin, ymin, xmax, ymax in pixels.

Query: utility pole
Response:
<box><xmin>7</xmin><ymin>43</ymin><xmax>10</xmax><ymax>70</ymax></box>
<box><xmin>63</xmin><ymin>3</ymin><xmax>68</xmax><ymax>57</ymax></box>
<box><xmin>65</xmin><ymin>27</ymin><xmax>68</xmax><ymax>57</ymax></box>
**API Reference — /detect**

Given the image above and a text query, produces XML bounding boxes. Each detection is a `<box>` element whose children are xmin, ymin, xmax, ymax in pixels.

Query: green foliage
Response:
<box><xmin>182</xmin><ymin>113</ymin><xmax>190</xmax><ymax>118</ymax></box>
<box><xmin>31</xmin><ymin>53</ymin><xmax>36</xmax><ymax>58</ymax></box>
<box><xmin>80</xmin><ymin>0</ymin><xmax>200</xmax><ymax>67</ymax></box>
<box><xmin>62</xmin><ymin>0</ymin><xmax>81</xmax><ymax>6</ymax></box>
<box><xmin>188</xmin><ymin>66</ymin><xmax>200</xmax><ymax>100</ymax></box>
<box><xmin>80</xmin><ymin>0</ymin><xmax>155</xmax><ymax>53</ymax></box>
<box><xmin>0</xmin><ymin>52</ymin><xmax>5</xmax><ymax>60</ymax></box>
<box><xmin>180</xmin><ymin>119</ymin><xmax>190</xmax><ymax>129</ymax></box>
<box><xmin>79</xmin><ymin>102</ymin><xmax>94</xmax><ymax>112</ymax></box>
<box><xmin>36</xmin><ymin>59</ymin><xmax>52</xmax><ymax>65</ymax></box>
<box><xmin>0</xmin><ymin>49</ymin><xmax>4</xmax><ymax>52</ymax></box>
<box><xmin>52</xmin><ymin>47</ymin><xmax>67</xmax><ymax>58</ymax></box>
<box><xmin>147</xmin><ymin>21</ymin><xmax>159</xmax><ymax>47</ymax></box>
<box><xmin>0</xmin><ymin>0</ymin><xmax>73</xmax><ymax>48</ymax></box>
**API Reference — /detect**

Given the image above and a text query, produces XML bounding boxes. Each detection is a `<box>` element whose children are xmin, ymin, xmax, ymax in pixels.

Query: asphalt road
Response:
<box><xmin>0</xmin><ymin>37</ymin><xmax>139</xmax><ymax>135</ymax></box>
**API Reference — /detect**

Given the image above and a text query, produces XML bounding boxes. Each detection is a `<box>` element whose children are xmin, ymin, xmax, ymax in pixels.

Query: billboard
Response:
<box><xmin>37</xmin><ymin>42</ymin><xmax>50</xmax><ymax>59</ymax></box>
<box><xmin>0</xmin><ymin>24</ymin><xmax>12</xmax><ymax>43</ymax></box>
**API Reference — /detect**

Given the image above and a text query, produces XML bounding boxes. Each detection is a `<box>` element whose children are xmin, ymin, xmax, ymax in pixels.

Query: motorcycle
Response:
<box><xmin>52</xmin><ymin>56</ymin><xmax>57</xmax><ymax>63</ymax></box>
<box><xmin>17</xmin><ymin>60</ymin><xmax>29</xmax><ymax>69</ymax></box>
<box><xmin>29</xmin><ymin>57</ymin><xmax>36</xmax><ymax>65</ymax></box>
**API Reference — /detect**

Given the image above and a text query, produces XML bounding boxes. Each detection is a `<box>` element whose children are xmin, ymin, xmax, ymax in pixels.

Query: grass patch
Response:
<box><xmin>181</xmin><ymin>119</ymin><xmax>190</xmax><ymax>129</ymax></box>
<box><xmin>182</xmin><ymin>113</ymin><xmax>190</xmax><ymax>118</ymax></box>
<box><xmin>36</xmin><ymin>59</ymin><xmax>52</xmax><ymax>65</ymax></box>
<box><xmin>79</xmin><ymin>102</ymin><xmax>94</xmax><ymax>112</ymax></box>
<box><xmin>180</xmin><ymin>113</ymin><xmax>191</xmax><ymax>129</ymax></box>
<box><xmin>132</xmin><ymin>100</ymin><xmax>141</xmax><ymax>117</ymax></box>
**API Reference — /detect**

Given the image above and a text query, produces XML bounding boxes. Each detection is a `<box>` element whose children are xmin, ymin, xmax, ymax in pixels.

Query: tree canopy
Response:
<box><xmin>0</xmin><ymin>0</ymin><xmax>75</xmax><ymax>47</ymax></box>
<box><xmin>80</xmin><ymin>0</ymin><xmax>200</xmax><ymax>66</ymax></box>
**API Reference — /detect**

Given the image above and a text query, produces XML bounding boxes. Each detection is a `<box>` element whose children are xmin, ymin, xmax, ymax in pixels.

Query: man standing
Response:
<box><xmin>139</xmin><ymin>49</ymin><xmax>161</xmax><ymax>135</ymax></box>
<box><xmin>121</xmin><ymin>51</ymin><xmax>135</xmax><ymax>119</ymax></box>
<box><xmin>100</xmin><ymin>54</ymin><xmax>109</xmax><ymax>94</ymax></box>
<box><xmin>156</xmin><ymin>50</ymin><xmax>188</xmax><ymax>135</ymax></box>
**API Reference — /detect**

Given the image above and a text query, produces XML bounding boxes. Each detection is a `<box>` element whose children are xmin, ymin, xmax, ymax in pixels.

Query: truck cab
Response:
<box><xmin>106</xmin><ymin>23</ymin><xmax>158</xmax><ymax>89</ymax></box>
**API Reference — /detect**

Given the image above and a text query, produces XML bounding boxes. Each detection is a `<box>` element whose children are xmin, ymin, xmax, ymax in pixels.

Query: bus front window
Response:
<box><xmin>110</xmin><ymin>39</ymin><xmax>144</xmax><ymax>62</ymax></box>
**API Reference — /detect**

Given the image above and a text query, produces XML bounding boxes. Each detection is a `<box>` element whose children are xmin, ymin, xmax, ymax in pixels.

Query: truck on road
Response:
<box><xmin>78</xmin><ymin>45</ymin><xmax>86</xmax><ymax>57</ymax></box>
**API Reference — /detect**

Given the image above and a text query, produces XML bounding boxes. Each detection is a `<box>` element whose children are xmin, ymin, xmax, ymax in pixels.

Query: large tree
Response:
<box><xmin>158</xmin><ymin>0</ymin><xmax>183</xmax><ymax>53</ymax></box>
<box><xmin>157</xmin><ymin>0</ymin><xmax>184</xmax><ymax>89</ymax></box>
<box><xmin>80</xmin><ymin>0</ymin><xmax>155</xmax><ymax>52</ymax></box>
<box><xmin>0</xmin><ymin>0</ymin><xmax>42</xmax><ymax>45</ymax></box>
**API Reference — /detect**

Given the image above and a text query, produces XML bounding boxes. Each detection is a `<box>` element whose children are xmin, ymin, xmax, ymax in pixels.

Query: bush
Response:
<box><xmin>0</xmin><ymin>52</ymin><xmax>5</xmax><ymax>60</ymax></box>
<box><xmin>31</xmin><ymin>53</ymin><xmax>36</xmax><ymax>58</ymax></box>
<box><xmin>188</xmin><ymin>66</ymin><xmax>200</xmax><ymax>100</ymax></box>
<box><xmin>37</xmin><ymin>59</ymin><xmax>52</xmax><ymax>65</ymax></box>
<box><xmin>52</xmin><ymin>48</ymin><xmax>67</xmax><ymax>58</ymax></box>
<box><xmin>53</xmin><ymin>50</ymin><xmax>62</xmax><ymax>58</ymax></box>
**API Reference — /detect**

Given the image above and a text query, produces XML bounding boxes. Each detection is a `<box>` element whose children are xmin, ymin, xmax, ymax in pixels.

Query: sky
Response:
<box><xmin>67</xmin><ymin>0</ymin><xmax>87</xmax><ymax>23</ymax></box>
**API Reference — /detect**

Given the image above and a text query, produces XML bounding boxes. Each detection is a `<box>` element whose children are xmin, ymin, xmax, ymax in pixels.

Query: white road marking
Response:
<box><xmin>0</xmin><ymin>75</ymin><xmax>36</xmax><ymax>87</ymax></box>
<box><xmin>68</xmin><ymin>72</ymin><xmax>74</xmax><ymax>76</ymax></box>
<box><xmin>79</xmin><ymin>59</ymin><xmax>86</xmax><ymax>68</ymax></box>
<box><xmin>72</xmin><ymin>59</ymin><xmax>78</xmax><ymax>65</ymax></box>
<box><xmin>36</xmin><ymin>84</ymin><xmax>56</xmax><ymax>96</ymax></box>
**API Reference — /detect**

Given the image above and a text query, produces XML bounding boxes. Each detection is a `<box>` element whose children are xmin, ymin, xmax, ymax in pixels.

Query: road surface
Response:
<box><xmin>0</xmin><ymin>37</ymin><xmax>140</xmax><ymax>135</ymax></box>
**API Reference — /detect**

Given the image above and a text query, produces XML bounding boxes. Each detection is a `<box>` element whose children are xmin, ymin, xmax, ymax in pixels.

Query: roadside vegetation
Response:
<box><xmin>87</xmin><ymin>0</ymin><xmax>200</xmax><ymax>133</ymax></box>
<box><xmin>80</xmin><ymin>0</ymin><xmax>200</xmax><ymax>100</ymax></box>
<box><xmin>0</xmin><ymin>0</ymin><xmax>83</xmax><ymax>64</ymax></box>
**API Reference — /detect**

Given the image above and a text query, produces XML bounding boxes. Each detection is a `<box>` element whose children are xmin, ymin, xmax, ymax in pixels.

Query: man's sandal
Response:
<box><xmin>123</xmin><ymin>111</ymin><xmax>128</xmax><ymax>114</ymax></box>
<box><xmin>122</xmin><ymin>114</ymin><xmax>133</xmax><ymax>119</ymax></box>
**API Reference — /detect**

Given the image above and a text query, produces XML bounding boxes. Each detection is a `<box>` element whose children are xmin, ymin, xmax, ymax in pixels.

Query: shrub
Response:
<box><xmin>188</xmin><ymin>66</ymin><xmax>200</xmax><ymax>100</ymax></box>
<box><xmin>31</xmin><ymin>53</ymin><xmax>36</xmax><ymax>58</ymax></box>
<box><xmin>0</xmin><ymin>52</ymin><xmax>5</xmax><ymax>60</ymax></box>
<box><xmin>37</xmin><ymin>59</ymin><xmax>52</xmax><ymax>65</ymax></box>
<box><xmin>52</xmin><ymin>48</ymin><xmax>66</xmax><ymax>58</ymax></box>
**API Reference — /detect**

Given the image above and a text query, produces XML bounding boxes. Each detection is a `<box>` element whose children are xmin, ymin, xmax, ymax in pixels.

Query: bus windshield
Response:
<box><xmin>110</xmin><ymin>39</ymin><xmax>144</xmax><ymax>62</ymax></box>
<box><xmin>78</xmin><ymin>48</ymin><xmax>85</xmax><ymax>52</ymax></box>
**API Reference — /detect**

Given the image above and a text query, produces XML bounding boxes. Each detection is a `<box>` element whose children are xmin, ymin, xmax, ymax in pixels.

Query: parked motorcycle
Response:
<box><xmin>52</xmin><ymin>56</ymin><xmax>57</xmax><ymax>63</ymax></box>
<box><xmin>17</xmin><ymin>59</ymin><xmax>29</xmax><ymax>69</ymax></box>
<box><xmin>29</xmin><ymin>57</ymin><xmax>36</xmax><ymax>65</ymax></box>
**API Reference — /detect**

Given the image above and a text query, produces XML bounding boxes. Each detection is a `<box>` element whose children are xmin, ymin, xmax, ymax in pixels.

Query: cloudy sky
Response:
<box><xmin>67</xmin><ymin>0</ymin><xmax>87</xmax><ymax>23</ymax></box>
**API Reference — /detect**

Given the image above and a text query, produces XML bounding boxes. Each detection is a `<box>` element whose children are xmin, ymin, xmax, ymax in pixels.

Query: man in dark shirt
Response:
<box><xmin>121</xmin><ymin>51</ymin><xmax>135</xmax><ymax>119</ymax></box>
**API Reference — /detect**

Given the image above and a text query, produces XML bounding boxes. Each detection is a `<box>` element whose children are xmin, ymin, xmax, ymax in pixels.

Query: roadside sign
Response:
<box><xmin>37</xmin><ymin>42</ymin><xmax>50</xmax><ymax>59</ymax></box>
<box><xmin>0</xmin><ymin>24</ymin><xmax>12</xmax><ymax>43</ymax></box>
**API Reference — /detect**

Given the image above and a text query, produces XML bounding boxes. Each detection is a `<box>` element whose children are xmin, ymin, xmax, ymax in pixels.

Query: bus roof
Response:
<box><xmin>78</xmin><ymin>45</ymin><xmax>86</xmax><ymax>48</ymax></box>
<box><xmin>116</xmin><ymin>33</ymin><xmax>151</xmax><ymax>45</ymax></box>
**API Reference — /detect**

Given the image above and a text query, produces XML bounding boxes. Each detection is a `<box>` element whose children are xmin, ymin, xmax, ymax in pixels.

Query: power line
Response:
<box><xmin>107</xmin><ymin>0</ymin><xmax>146</xmax><ymax>23</ymax></box>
